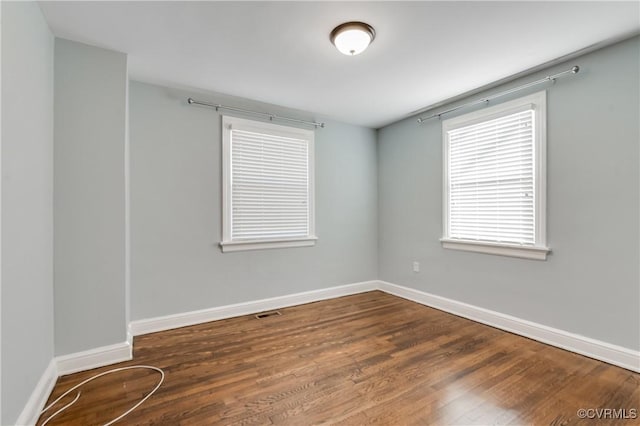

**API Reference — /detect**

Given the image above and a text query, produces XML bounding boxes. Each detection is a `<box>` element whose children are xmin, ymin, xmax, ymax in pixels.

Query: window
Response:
<box><xmin>220</xmin><ymin>116</ymin><xmax>316</xmax><ymax>252</ymax></box>
<box><xmin>441</xmin><ymin>91</ymin><xmax>549</xmax><ymax>260</ymax></box>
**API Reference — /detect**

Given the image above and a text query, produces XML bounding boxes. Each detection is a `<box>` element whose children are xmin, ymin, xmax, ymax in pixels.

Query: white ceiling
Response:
<box><xmin>39</xmin><ymin>1</ymin><xmax>639</xmax><ymax>128</ymax></box>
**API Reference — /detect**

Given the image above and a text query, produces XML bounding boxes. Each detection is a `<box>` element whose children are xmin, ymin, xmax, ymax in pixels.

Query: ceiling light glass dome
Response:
<box><xmin>330</xmin><ymin>22</ymin><xmax>375</xmax><ymax>56</ymax></box>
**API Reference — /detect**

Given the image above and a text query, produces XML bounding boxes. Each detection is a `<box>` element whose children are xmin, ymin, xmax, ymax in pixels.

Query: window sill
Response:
<box><xmin>220</xmin><ymin>236</ymin><xmax>318</xmax><ymax>253</ymax></box>
<box><xmin>440</xmin><ymin>238</ymin><xmax>550</xmax><ymax>260</ymax></box>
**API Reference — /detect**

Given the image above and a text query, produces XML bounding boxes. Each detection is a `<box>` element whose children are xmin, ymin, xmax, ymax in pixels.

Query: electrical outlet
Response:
<box><xmin>412</xmin><ymin>261</ymin><xmax>420</xmax><ymax>273</ymax></box>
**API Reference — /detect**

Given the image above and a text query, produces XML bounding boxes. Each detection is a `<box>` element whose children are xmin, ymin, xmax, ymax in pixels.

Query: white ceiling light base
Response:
<box><xmin>330</xmin><ymin>21</ymin><xmax>375</xmax><ymax>56</ymax></box>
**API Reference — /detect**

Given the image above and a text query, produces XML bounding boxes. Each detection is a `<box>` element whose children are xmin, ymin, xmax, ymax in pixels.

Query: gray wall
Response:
<box><xmin>378</xmin><ymin>36</ymin><xmax>640</xmax><ymax>351</ymax></box>
<box><xmin>54</xmin><ymin>39</ymin><xmax>128</xmax><ymax>355</ymax></box>
<box><xmin>129</xmin><ymin>81</ymin><xmax>378</xmax><ymax>320</ymax></box>
<box><xmin>1</xmin><ymin>2</ymin><xmax>55</xmax><ymax>424</ymax></box>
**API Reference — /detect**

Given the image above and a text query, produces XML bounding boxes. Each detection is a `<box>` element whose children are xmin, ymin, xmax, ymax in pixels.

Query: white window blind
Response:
<box><xmin>221</xmin><ymin>116</ymin><xmax>316</xmax><ymax>252</ymax></box>
<box><xmin>441</xmin><ymin>91</ymin><xmax>549</xmax><ymax>260</ymax></box>
<box><xmin>231</xmin><ymin>129</ymin><xmax>310</xmax><ymax>240</ymax></box>
<box><xmin>448</xmin><ymin>109</ymin><xmax>535</xmax><ymax>245</ymax></box>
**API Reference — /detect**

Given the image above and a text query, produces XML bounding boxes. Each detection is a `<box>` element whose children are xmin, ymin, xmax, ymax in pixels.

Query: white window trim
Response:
<box><xmin>441</xmin><ymin>91</ymin><xmax>550</xmax><ymax>260</ymax></box>
<box><xmin>439</xmin><ymin>239</ymin><xmax>549</xmax><ymax>260</ymax></box>
<box><xmin>220</xmin><ymin>115</ymin><xmax>316</xmax><ymax>253</ymax></box>
<box><xmin>219</xmin><ymin>236</ymin><xmax>318</xmax><ymax>253</ymax></box>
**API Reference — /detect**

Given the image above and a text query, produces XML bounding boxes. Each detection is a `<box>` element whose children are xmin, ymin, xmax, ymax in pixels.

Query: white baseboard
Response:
<box><xmin>377</xmin><ymin>280</ymin><xmax>640</xmax><ymax>373</ymax></box>
<box><xmin>56</xmin><ymin>340</ymin><xmax>133</xmax><ymax>376</ymax></box>
<box><xmin>15</xmin><ymin>340</ymin><xmax>133</xmax><ymax>425</ymax></box>
<box><xmin>14</xmin><ymin>281</ymin><xmax>376</xmax><ymax>425</ymax></box>
<box><xmin>15</xmin><ymin>359</ymin><xmax>57</xmax><ymax>426</ymax></box>
<box><xmin>16</xmin><ymin>278</ymin><xmax>638</xmax><ymax>425</ymax></box>
<box><xmin>128</xmin><ymin>279</ymin><xmax>639</xmax><ymax>372</ymax></box>
<box><xmin>129</xmin><ymin>280</ymin><xmax>379</xmax><ymax>336</ymax></box>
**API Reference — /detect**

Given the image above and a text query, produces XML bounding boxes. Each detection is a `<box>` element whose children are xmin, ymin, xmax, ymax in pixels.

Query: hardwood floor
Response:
<box><xmin>38</xmin><ymin>291</ymin><xmax>639</xmax><ymax>425</ymax></box>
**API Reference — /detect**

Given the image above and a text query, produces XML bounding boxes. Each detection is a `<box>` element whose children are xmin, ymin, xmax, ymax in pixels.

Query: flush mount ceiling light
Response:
<box><xmin>330</xmin><ymin>21</ymin><xmax>375</xmax><ymax>56</ymax></box>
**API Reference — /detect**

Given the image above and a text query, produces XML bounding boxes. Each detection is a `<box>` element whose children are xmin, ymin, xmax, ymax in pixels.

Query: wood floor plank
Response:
<box><xmin>37</xmin><ymin>291</ymin><xmax>640</xmax><ymax>425</ymax></box>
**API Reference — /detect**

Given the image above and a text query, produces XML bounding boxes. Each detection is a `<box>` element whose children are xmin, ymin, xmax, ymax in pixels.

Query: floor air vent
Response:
<box><xmin>255</xmin><ymin>311</ymin><xmax>282</xmax><ymax>319</ymax></box>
